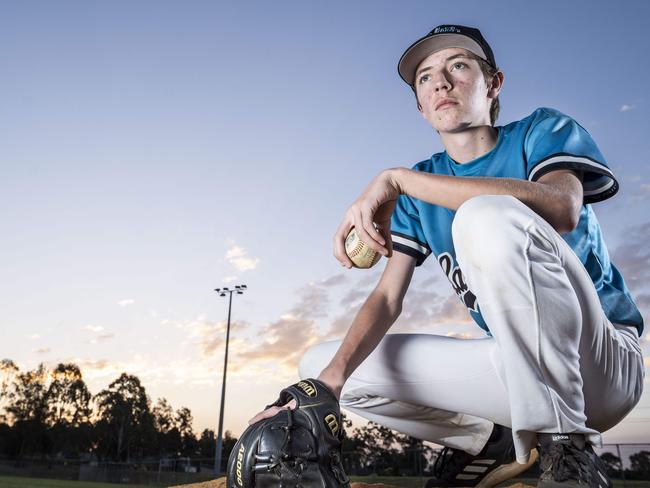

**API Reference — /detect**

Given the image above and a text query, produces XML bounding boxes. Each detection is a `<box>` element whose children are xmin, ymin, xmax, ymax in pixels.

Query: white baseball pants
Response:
<box><xmin>299</xmin><ymin>195</ymin><xmax>644</xmax><ymax>464</ymax></box>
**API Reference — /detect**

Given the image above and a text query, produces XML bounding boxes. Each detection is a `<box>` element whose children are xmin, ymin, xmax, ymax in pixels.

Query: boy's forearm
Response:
<box><xmin>388</xmin><ymin>168</ymin><xmax>582</xmax><ymax>233</ymax></box>
<box><xmin>320</xmin><ymin>290</ymin><xmax>400</xmax><ymax>385</ymax></box>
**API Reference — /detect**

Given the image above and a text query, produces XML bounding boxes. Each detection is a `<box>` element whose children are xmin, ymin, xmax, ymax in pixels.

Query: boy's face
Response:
<box><xmin>414</xmin><ymin>47</ymin><xmax>500</xmax><ymax>133</ymax></box>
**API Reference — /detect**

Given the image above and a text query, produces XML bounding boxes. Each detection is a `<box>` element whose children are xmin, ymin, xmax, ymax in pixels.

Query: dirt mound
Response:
<box><xmin>169</xmin><ymin>481</ymin><xmax>398</xmax><ymax>488</ymax></box>
<box><xmin>169</xmin><ymin>479</ymin><xmax>534</xmax><ymax>488</ymax></box>
<box><xmin>169</xmin><ymin>479</ymin><xmax>226</xmax><ymax>488</ymax></box>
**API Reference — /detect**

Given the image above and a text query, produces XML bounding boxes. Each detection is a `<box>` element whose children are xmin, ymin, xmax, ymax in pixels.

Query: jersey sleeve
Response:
<box><xmin>524</xmin><ymin>107</ymin><xmax>618</xmax><ymax>204</ymax></box>
<box><xmin>390</xmin><ymin>193</ymin><xmax>431</xmax><ymax>266</ymax></box>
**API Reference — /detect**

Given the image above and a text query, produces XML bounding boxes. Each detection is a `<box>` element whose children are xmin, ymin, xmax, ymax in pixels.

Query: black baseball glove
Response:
<box><xmin>226</xmin><ymin>378</ymin><xmax>350</xmax><ymax>488</ymax></box>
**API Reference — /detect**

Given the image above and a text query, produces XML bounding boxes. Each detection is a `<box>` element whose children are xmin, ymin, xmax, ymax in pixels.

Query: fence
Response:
<box><xmin>1</xmin><ymin>444</ymin><xmax>650</xmax><ymax>486</ymax></box>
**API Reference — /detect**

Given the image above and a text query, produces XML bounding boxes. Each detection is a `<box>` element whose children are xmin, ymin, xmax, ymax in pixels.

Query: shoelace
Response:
<box><xmin>543</xmin><ymin>443</ymin><xmax>593</xmax><ymax>483</ymax></box>
<box><xmin>432</xmin><ymin>446</ymin><xmax>465</xmax><ymax>479</ymax></box>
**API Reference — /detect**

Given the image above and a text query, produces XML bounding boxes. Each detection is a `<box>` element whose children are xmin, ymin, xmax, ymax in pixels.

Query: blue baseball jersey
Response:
<box><xmin>391</xmin><ymin>107</ymin><xmax>644</xmax><ymax>335</ymax></box>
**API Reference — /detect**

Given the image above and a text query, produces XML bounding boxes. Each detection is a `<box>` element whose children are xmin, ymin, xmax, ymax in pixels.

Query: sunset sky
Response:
<box><xmin>2</xmin><ymin>0</ymin><xmax>650</xmax><ymax>447</ymax></box>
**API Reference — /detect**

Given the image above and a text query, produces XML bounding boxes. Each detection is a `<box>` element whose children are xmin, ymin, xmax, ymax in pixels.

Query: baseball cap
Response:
<box><xmin>398</xmin><ymin>25</ymin><xmax>496</xmax><ymax>86</ymax></box>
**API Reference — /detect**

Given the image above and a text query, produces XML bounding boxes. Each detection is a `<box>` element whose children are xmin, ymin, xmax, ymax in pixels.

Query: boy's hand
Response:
<box><xmin>247</xmin><ymin>375</ymin><xmax>343</xmax><ymax>425</ymax></box>
<box><xmin>334</xmin><ymin>169</ymin><xmax>401</xmax><ymax>268</ymax></box>
<box><xmin>248</xmin><ymin>398</ymin><xmax>297</xmax><ymax>425</ymax></box>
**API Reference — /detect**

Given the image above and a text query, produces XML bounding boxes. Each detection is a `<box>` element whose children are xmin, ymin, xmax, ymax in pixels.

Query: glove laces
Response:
<box><xmin>266</xmin><ymin>408</ymin><xmax>309</xmax><ymax>480</ymax></box>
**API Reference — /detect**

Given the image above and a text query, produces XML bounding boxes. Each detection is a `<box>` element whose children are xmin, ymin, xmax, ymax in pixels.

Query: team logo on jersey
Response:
<box><xmin>296</xmin><ymin>380</ymin><xmax>317</xmax><ymax>397</ymax></box>
<box><xmin>438</xmin><ymin>252</ymin><xmax>478</xmax><ymax>313</ymax></box>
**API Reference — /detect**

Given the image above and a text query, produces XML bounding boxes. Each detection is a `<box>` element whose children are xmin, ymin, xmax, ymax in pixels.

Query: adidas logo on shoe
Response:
<box><xmin>538</xmin><ymin>433</ymin><xmax>613</xmax><ymax>487</ymax></box>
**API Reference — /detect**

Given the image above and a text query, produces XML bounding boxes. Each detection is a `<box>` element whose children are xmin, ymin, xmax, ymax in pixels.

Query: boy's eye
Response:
<box><xmin>451</xmin><ymin>62</ymin><xmax>466</xmax><ymax>71</ymax></box>
<box><xmin>418</xmin><ymin>74</ymin><xmax>430</xmax><ymax>84</ymax></box>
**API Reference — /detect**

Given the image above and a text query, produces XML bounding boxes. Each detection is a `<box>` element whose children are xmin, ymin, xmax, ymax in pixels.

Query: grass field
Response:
<box><xmin>350</xmin><ymin>475</ymin><xmax>650</xmax><ymax>487</ymax></box>
<box><xmin>2</xmin><ymin>474</ymin><xmax>650</xmax><ymax>487</ymax></box>
<box><xmin>0</xmin><ymin>476</ymin><xmax>150</xmax><ymax>488</ymax></box>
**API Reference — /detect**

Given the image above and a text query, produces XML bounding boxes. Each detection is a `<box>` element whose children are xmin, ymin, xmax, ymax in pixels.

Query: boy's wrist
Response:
<box><xmin>384</xmin><ymin>167</ymin><xmax>409</xmax><ymax>195</ymax></box>
<box><xmin>317</xmin><ymin>366</ymin><xmax>347</xmax><ymax>399</ymax></box>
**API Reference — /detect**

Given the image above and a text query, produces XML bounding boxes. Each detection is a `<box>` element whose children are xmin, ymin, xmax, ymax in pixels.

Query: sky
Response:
<box><xmin>2</xmin><ymin>0</ymin><xmax>650</xmax><ymax>446</ymax></box>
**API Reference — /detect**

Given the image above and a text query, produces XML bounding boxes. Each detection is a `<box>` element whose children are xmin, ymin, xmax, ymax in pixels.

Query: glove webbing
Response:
<box><xmin>254</xmin><ymin>408</ymin><xmax>313</xmax><ymax>482</ymax></box>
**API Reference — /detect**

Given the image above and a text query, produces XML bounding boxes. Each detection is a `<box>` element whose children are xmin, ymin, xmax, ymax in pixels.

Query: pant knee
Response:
<box><xmin>452</xmin><ymin>195</ymin><xmax>521</xmax><ymax>240</ymax></box>
<box><xmin>452</xmin><ymin>195</ymin><xmax>530</xmax><ymax>269</ymax></box>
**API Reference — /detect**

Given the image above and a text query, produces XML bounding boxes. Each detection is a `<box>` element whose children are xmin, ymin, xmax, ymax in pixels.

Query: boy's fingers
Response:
<box><xmin>248</xmin><ymin>400</ymin><xmax>297</xmax><ymax>425</ymax></box>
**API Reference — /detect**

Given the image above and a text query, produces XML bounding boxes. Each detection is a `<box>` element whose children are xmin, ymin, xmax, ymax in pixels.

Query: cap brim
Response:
<box><xmin>398</xmin><ymin>34</ymin><xmax>488</xmax><ymax>86</ymax></box>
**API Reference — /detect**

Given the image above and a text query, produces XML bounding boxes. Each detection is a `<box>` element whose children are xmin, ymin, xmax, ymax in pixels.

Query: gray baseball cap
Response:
<box><xmin>398</xmin><ymin>25</ymin><xmax>496</xmax><ymax>86</ymax></box>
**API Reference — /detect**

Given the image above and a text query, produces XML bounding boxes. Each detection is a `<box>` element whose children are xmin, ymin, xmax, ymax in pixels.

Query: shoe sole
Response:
<box><xmin>474</xmin><ymin>447</ymin><xmax>539</xmax><ymax>488</ymax></box>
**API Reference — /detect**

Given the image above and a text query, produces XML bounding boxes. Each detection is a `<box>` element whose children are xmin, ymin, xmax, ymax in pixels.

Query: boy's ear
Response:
<box><xmin>488</xmin><ymin>71</ymin><xmax>504</xmax><ymax>99</ymax></box>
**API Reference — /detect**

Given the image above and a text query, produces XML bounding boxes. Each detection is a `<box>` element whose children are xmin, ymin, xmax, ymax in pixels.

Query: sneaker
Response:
<box><xmin>537</xmin><ymin>433</ymin><xmax>612</xmax><ymax>487</ymax></box>
<box><xmin>425</xmin><ymin>424</ymin><xmax>538</xmax><ymax>487</ymax></box>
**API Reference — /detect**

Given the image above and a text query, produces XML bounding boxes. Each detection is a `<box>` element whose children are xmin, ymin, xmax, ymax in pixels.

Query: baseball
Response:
<box><xmin>345</xmin><ymin>227</ymin><xmax>382</xmax><ymax>269</ymax></box>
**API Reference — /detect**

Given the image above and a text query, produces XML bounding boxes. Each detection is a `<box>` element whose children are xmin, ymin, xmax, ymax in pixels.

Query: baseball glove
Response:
<box><xmin>226</xmin><ymin>378</ymin><xmax>350</xmax><ymax>488</ymax></box>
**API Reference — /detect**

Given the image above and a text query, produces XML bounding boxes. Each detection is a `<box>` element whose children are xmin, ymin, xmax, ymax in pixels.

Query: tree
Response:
<box><xmin>6</xmin><ymin>364</ymin><xmax>48</xmax><ymax>424</ymax></box>
<box><xmin>176</xmin><ymin>407</ymin><xmax>197</xmax><ymax>456</ymax></box>
<box><xmin>600</xmin><ymin>452</ymin><xmax>622</xmax><ymax>477</ymax></box>
<box><xmin>345</xmin><ymin>419</ymin><xmax>435</xmax><ymax>476</ymax></box>
<box><xmin>4</xmin><ymin>364</ymin><xmax>51</xmax><ymax>457</ymax></box>
<box><xmin>153</xmin><ymin>398</ymin><xmax>174</xmax><ymax>433</ymax></box>
<box><xmin>46</xmin><ymin>363</ymin><xmax>92</xmax><ymax>426</ymax></box>
<box><xmin>46</xmin><ymin>363</ymin><xmax>93</xmax><ymax>456</ymax></box>
<box><xmin>153</xmin><ymin>398</ymin><xmax>180</xmax><ymax>456</ymax></box>
<box><xmin>95</xmin><ymin>373</ymin><xmax>156</xmax><ymax>461</ymax></box>
<box><xmin>350</xmin><ymin>421</ymin><xmax>404</xmax><ymax>475</ymax></box>
<box><xmin>0</xmin><ymin>359</ymin><xmax>19</xmax><ymax>424</ymax></box>
<box><xmin>197</xmin><ymin>429</ymin><xmax>215</xmax><ymax>458</ymax></box>
<box><xmin>630</xmin><ymin>450</ymin><xmax>650</xmax><ymax>475</ymax></box>
<box><xmin>222</xmin><ymin>430</ymin><xmax>238</xmax><ymax>466</ymax></box>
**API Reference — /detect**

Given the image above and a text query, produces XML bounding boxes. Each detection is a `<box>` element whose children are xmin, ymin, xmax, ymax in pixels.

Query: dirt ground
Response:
<box><xmin>169</xmin><ymin>478</ymin><xmax>535</xmax><ymax>488</ymax></box>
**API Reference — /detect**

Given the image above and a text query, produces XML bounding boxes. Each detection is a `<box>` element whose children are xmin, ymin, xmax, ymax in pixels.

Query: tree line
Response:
<box><xmin>0</xmin><ymin>359</ymin><xmax>434</xmax><ymax>473</ymax></box>
<box><xmin>4</xmin><ymin>359</ymin><xmax>648</xmax><ymax>479</ymax></box>
<box><xmin>0</xmin><ymin>359</ymin><xmax>224</xmax><ymax>462</ymax></box>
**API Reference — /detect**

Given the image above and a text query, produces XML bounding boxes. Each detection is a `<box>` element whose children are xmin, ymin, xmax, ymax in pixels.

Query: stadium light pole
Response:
<box><xmin>213</xmin><ymin>284</ymin><xmax>247</xmax><ymax>475</ymax></box>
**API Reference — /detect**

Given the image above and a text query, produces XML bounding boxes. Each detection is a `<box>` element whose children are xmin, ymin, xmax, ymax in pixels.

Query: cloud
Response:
<box><xmin>226</xmin><ymin>245</ymin><xmax>259</xmax><ymax>271</ymax></box>
<box><xmin>392</xmin><ymin>289</ymin><xmax>472</xmax><ymax>333</ymax></box>
<box><xmin>222</xmin><ymin>276</ymin><xmax>238</xmax><ymax>283</ymax></box>
<box><xmin>611</xmin><ymin>223</ymin><xmax>650</xmax><ymax>295</ymax></box>
<box><xmin>34</xmin><ymin>347</ymin><xmax>51</xmax><ymax>354</ymax></box>
<box><xmin>611</xmin><ymin>224</ymin><xmax>650</xmax><ymax>320</ymax></box>
<box><xmin>83</xmin><ymin>325</ymin><xmax>115</xmax><ymax>344</ymax></box>
<box><xmin>84</xmin><ymin>325</ymin><xmax>105</xmax><ymax>333</ymax></box>
<box><xmin>629</xmin><ymin>184</ymin><xmax>650</xmax><ymax>203</ymax></box>
<box><xmin>237</xmin><ymin>315</ymin><xmax>321</xmax><ymax>376</ymax></box>
<box><xmin>339</xmin><ymin>287</ymin><xmax>371</xmax><ymax>308</ymax></box>
<box><xmin>620</xmin><ymin>104</ymin><xmax>635</xmax><ymax>112</ymax></box>
<box><xmin>118</xmin><ymin>299</ymin><xmax>135</xmax><ymax>307</ymax></box>
<box><xmin>152</xmin><ymin>265</ymin><xmax>483</xmax><ymax>385</ymax></box>
<box><xmin>26</xmin><ymin>334</ymin><xmax>40</xmax><ymax>340</ymax></box>
<box><xmin>324</xmin><ymin>267</ymin><xmax>474</xmax><ymax>339</ymax></box>
<box><xmin>232</xmin><ymin>281</ymin><xmax>335</xmax><ymax>377</ymax></box>
<box><xmin>289</xmin><ymin>283</ymin><xmax>330</xmax><ymax>319</ymax></box>
<box><xmin>320</xmin><ymin>274</ymin><xmax>348</xmax><ymax>287</ymax></box>
<box><xmin>68</xmin><ymin>356</ymin><xmax>225</xmax><ymax>392</ymax></box>
<box><xmin>634</xmin><ymin>293</ymin><xmax>650</xmax><ymax>314</ymax></box>
<box><xmin>165</xmin><ymin>315</ymin><xmax>249</xmax><ymax>361</ymax></box>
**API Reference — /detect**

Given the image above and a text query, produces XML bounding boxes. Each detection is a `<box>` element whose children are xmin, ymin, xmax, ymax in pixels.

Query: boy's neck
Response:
<box><xmin>440</xmin><ymin>125</ymin><xmax>498</xmax><ymax>164</ymax></box>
